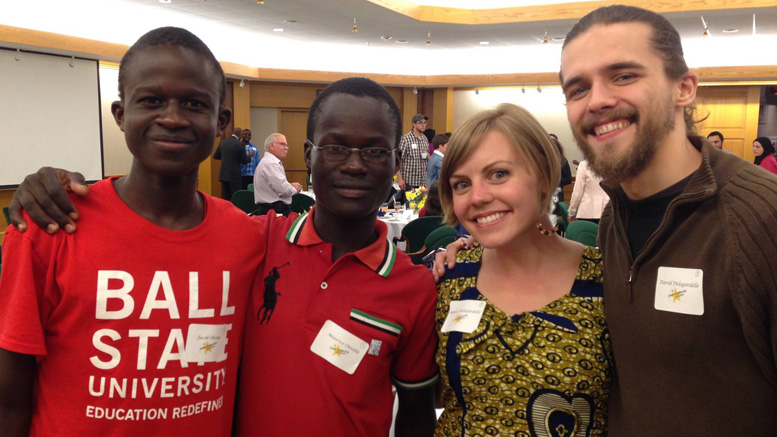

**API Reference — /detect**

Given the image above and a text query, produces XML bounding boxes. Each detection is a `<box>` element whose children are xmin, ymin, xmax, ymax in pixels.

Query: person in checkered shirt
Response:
<box><xmin>397</xmin><ymin>113</ymin><xmax>430</xmax><ymax>191</ymax></box>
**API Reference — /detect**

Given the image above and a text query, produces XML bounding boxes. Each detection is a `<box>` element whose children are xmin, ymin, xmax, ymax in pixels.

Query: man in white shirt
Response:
<box><xmin>253</xmin><ymin>133</ymin><xmax>302</xmax><ymax>216</ymax></box>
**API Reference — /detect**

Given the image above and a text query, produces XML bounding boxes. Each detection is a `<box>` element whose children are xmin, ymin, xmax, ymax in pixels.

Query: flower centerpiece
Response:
<box><xmin>406</xmin><ymin>186</ymin><xmax>427</xmax><ymax>214</ymax></box>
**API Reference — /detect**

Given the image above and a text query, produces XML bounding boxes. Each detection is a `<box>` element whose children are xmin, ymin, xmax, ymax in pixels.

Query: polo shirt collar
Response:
<box><xmin>285</xmin><ymin>206</ymin><xmax>398</xmax><ymax>277</ymax></box>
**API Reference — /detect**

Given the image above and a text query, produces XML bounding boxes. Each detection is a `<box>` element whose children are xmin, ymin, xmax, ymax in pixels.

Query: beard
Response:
<box><xmin>572</xmin><ymin>94</ymin><xmax>676</xmax><ymax>187</ymax></box>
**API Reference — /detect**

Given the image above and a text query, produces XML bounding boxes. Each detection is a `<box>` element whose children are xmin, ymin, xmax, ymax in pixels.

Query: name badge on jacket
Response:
<box><xmin>654</xmin><ymin>266</ymin><xmax>704</xmax><ymax>315</ymax></box>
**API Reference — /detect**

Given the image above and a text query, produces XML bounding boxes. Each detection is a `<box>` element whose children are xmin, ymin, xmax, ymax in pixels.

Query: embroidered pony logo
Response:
<box><xmin>258</xmin><ymin>262</ymin><xmax>289</xmax><ymax>324</ymax></box>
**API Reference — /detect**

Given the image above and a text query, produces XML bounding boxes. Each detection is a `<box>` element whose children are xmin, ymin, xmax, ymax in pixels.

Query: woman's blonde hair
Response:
<box><xmin>439</xmin><ymin>103</ymin><xmax>561</xmax><ymax>226</ymax></box>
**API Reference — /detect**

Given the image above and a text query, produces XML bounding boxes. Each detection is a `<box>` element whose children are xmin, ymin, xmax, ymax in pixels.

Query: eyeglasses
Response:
<box><xmin>306</xmin><ymin>140</ymin><xmax>396</xmax><ymax>163</ymax></box>
<box><xmin>273</xmin><ymin>141</ymin><xmax>288</xmax><ymax>147</ymax></box>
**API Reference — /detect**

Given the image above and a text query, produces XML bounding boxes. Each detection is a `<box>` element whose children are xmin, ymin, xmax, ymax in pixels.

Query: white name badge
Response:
<box><xmin>411</xmin><ymin>144</ymin><xmax>418</xmax><ymax>149</ymax></box>
<box><xmin>441</xmin><ymin>300</ymin><xmax>487</xmax><ymax>333</ymax></box>
<box><xmin>654</xmin><ymin>267</ymin><xmax>704</xmax><ymax>315</ymax></box>
<box><xmin>310</xmin><ymin>320</ymin><xmax>369</xmax><ymax>374</ymax></box>
<box><xmin>184</xmin><ymin>324</ymin><xmax>231</xmax><ymax>364</ymax></box>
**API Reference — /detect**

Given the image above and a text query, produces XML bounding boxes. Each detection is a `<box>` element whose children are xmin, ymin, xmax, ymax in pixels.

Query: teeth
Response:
<box><xmin>594</xmin><ymin>120</ymin><xmax>631</xmax><ymax>136</ymax></box>
<box><xmin>476</xmin><ymin>212</ymin><xmax>505</xmax><ymax>224</ymax></box>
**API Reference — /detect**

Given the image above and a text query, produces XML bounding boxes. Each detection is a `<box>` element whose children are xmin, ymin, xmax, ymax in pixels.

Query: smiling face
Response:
<box><xmin>753</xmin><ymin>141</ymin><xmax>764</xmax><ymax>157</ymax></box>
<box><xmin>449</xmin><ymin>130</ymin><xmax>543</xmax><ymax>249</ymax></box>
<box><xmin>305</xmin><ymin>93</ymin><xmax>399</xmax><ymax>222</ymax></box>
<box><xmin>561</xmin><ymin>23</ymin><xmax>680</xmax><ymax>187</ymax></box>
<box><xmin>112</xmin><ymin>45</ymin><xmax>229</xmax><ymax>178</ymax></box>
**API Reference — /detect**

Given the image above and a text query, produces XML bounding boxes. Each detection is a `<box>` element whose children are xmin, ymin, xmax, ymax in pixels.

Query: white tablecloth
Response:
<box><xmin>378</xmin><ymin>212</ymin><xmax>417</xmax><ymax>251</ymax></box>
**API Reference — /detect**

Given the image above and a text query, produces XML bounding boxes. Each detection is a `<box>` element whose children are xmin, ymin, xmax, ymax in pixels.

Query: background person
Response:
<box><xmin>397</xmin><ymin>114</ymin><xmax>429</xmax><ymax>191</ymax></box>
<box><xmin>753</xmin><ymin>136</ymin><xmax>777</xmax><ymax>175</ymax></box>
<box><xmin>707</xmin><ymin>131</ymin><xmax>724</xmax><ymax>150</ymax></box>
<box><xmin>240</xmin><ymin>128</ymin><xmax>260</xmax><ymax>189</ymax></box>
<box><xmin>214</xmin><ymin>126</ymin><xmax>250</xmax><ymax>200</ymax></box>
<box><xmin>568</xmin><ymin>159</ymin><xmax>610</xmax><ymax>224</ymax></box>
<box><xmin>253</xmin><ymin>133</ymin><xmax>302</xmax><ymax>216</ymax></box>
<box><xmin>425</xmin><ymin>134</ymin><xmax>448</xmax><ymax>186</ymax></box>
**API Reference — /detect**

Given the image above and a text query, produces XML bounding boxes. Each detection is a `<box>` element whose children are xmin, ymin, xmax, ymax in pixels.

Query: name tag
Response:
<box><xmin>411</xmin><ymin>144</ymin><xmax>418</xmax><ymax>149</ymax></box>
<box><xmin>310</xmin><ymin>320</ymin><xmax>368</xmax><ymax>374</ymax></box>
<box><xmin>654</xmin><ymin>267</ymin><xmax>704</xmax><ymax>315</ymax></box>
<box><xmin>184</xmin><ymin>324</ymin><xmax>231</xmax><ymax>364</ymax></box>
<box><xmin>441</xmin><ymin>300</ymin><xmax>486</xmax><ymax>333</ymax></box>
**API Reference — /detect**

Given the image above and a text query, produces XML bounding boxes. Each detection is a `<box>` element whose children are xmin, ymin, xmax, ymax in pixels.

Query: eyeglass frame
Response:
<box><xmin>305</xmin><ymin>139</ymin><xmax>397</xmax><ymax>163</ymax></box>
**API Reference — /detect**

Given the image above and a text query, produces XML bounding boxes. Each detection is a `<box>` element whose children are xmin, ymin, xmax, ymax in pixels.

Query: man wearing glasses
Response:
<box><xmin>253</xmin><ymin>132</ymin><xmax>303</xmax><ymax>216</ymax></box>
<box><xmin>396</xmin><ymin>114</ymin><xmax>430</xmax><ymax>192</ymax></box>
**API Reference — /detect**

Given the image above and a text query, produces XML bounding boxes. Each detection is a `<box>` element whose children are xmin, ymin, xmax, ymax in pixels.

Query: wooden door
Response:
<box><xmin>695</xmin><ymin>86</ymin><xmax>761</xmax><ymax>161</ymax></box>
<box><xmin>278</xmin><ymin>109</ymin><xmax>310</xmax><ymax>189</ymax></box>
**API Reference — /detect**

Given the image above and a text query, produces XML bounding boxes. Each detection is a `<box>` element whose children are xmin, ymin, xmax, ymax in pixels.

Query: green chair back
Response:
<box><xmin>556</xmin><ymin>201</ymin><xmax>569</xmax><ymax>234</ymax></box>
<box><xmin>291</xmin><ymin>193</ymin><xmax>316</xmax><ymax>214</ymax></box>
<box><xmin>385</xmin><ymin>186</ymin><xmax>398</xmax><ymax>204</ymax></box>
<box><xmin>424</xmin><ymin>225</ymin><xmax>457</xmax><ymax>253</ymax></box>
<box><xmin>230</xmin><ymin>190</ymin><xmax>256</xmax><ymax>214</ymax></box>
<box><xmin>394</xmin><ymin>216</ymin><xmax>443</xmax><ymax>264</ymax></box>
<box><xmin>247</xmin><ymin>183</ymin><xmax>254</xmax><ymax>192</ymax></box>
<box><xmin>566</xmin><ymin>220</ymin><xmax>599</xmax><ymax>247</ymax></box>
<box><xmin>2</xmin><ymin>206</ymin><xmax>10</xmax><ymax>226</ymax></box>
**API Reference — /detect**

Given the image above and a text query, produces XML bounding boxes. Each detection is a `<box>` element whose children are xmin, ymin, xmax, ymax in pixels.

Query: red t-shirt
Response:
<box><xmin>0</xmin><ymin>179</ymin><xmax>265</xmax><ymax>436</ymax></box>
<box><xmin>236</xmin><ymin>208</ymin><xmax>439</xmax><ymax>435</ymax></box>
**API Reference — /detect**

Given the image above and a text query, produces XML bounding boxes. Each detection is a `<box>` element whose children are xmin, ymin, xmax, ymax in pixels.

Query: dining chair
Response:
<box><xmin>566</xmin><ymin>220</ymin><xmax>599</xmax><ymax>247</ymax></box>
<box><xmin>230</xmin><ymin>190</ymin><xmax>257</xmax><ymax>214</ymax></box>
<box><xmin>291</xmin><ymin>193</ymin><xmax>316</xmax><ymax>214</ymax></box>
<box><xmin>394</xmin><ymin>216</ymin><xmax>443</xmax><ymax>264</ymax></box>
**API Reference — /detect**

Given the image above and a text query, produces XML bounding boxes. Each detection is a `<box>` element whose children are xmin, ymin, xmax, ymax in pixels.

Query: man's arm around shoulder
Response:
<box><xmin>0</xmin><ymin>348</ymin><xmax>36</xmax><ymax>436</ymax></box>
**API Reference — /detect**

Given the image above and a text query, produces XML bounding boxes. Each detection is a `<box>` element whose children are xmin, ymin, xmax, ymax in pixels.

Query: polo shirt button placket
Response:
<box><xmin>320</xmin><ymin>282</ymin><xmax>328</xmax><ymax>290</ymax></box>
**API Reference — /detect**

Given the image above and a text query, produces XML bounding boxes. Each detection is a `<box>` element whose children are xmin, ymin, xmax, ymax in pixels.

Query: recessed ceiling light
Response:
<box><xmin>479</xmin><ymin>41</ymin><xmax>489</xmax><ymax>45</ymax></box>
<box><xmin>273</xmin><ymin>28</ymin><xmax>284</xmax><ymax>32</ymax></box>
<box><xmin>722</xmin><ymin>28</ymin><xmax>739</xmax><ymax>33</ymax></box>
<box><xmin>552</xmin><ymin>37</ymin><xmax>565</xmax><ymax>42</ymax></box>
<box><xmin>158</xmin><ymin>0</ymin><xmax>172</xmax><ymax>3</ymax></box>
<box><xmin>395</xmin><ymin>40</ymin><xmax>409</xmax><ymax>44</ymax></box>
<box><xmin>365</xmin><ymin>41</ymin><xmax>372</xmax><ymax>45</ymax></box>
<box><xmin>380</xmin><ymin>36</ymin><xmax>392</xmax><ymax>41</ymax></box>
<box><xmin>283</xmin><ymin>19</ymin><xmax>299</xmax><ymax>23</ymax></box>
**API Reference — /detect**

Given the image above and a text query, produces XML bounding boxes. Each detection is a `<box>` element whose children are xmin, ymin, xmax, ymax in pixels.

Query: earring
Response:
<box><xmin>537</xmin><ymin>223</ymin><xmax>552</xmax><ymax>235</ymax></box>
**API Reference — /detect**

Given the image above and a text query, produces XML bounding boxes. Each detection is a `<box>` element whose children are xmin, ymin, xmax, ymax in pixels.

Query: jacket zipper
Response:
<box><xmin>617</xmin><ymin>190</ymin><xmax>707</xmax><ymax>303</ymax></box>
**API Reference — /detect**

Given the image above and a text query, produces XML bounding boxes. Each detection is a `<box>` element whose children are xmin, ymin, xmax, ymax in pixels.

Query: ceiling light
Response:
<box><xmin>273</xmin><ymin>28</ymin><xmax>284</xmax><ymax>32</ymax></box>
<box><xmin>365</xmin><ymin>41</ymin><xmax>372</xmax><ymax>46</ymax></box>
<box><xmin>257</xmin><ymin>0</ymin><xmax>264</xmax><ymax>4</ymax></box>
<box><xmin>283</xmin><ymin>20</ymin><xmax>299</xmax><ymax>23</ymax></box>
<box><xmin>395</xmin><ymin>40</ymin><xmax>409</xmax><ymax>44</ymax></box>
<box><xmin>427</xmin><ymin>30</ymin><xmax>431</xmax><ymax>46</ymax></box>
<box><xmin>15</xmin><ymin>49</ymin><xmax>21</xmax><ymax>61</ymax></box>
<box><xmin>479</xmin><ymin>41</ymin><xmax>489</xmax><ymax>45</ymax></box>
<box><xmin>475</xmin><ymin>87</ymin><xmax>480</xmax><ymax>95</ymax></box>
<box><xmin>412</xmin><ymin>87</ymin><xmax>418</xmax><ymax>95</ymax></box>
<box><xmin>551</xmin><ymin>37</ymin><xmax>565</xmax><ymax>42</ymax></box>
<box><xmin>381</xmin><ymin>36</ymin><xmax>392</xmax><ymax>41</ymax></box>
<box><xmin>69</xmin><ymin>56</ymin><xmax>76</xmax><ymax>67</ymax></box>
<box><xmin>521</xmin><ymin>85</ymin><xmax>525</xmax><ymax>94</ymax></box>
<box><xmin>701</xmin><ymin>16</ymin><xmax>709</xmax><ymax>37</ymax></box>
<box><xmin>722</xmin><ymin>29</ymin><xmax>739</xmax><ymax>33</ymax></box>
<box><xmin>353</xmin><ymin>18</ymin><xmax>358</xmax><ymax>32</ymax></box>
<box><xmin>537</xmin><ymin>84</ymin><xmax>542</xmax><ymax>93</ymax></box>
<box><xmin>239</xmin><ymin>79</ymin><xmax>245</xmax><ymax>88</ymax></box>
<box><xmin>159</xmin><ymin>0</ymin><xmax>172</xmax><ymax>3</ymax></box>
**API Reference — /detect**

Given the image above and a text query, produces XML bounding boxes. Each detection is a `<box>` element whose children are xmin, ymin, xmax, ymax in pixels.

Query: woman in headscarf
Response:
<box><xmin>753</xmin><ymin>137</ymin><xmax>777</xmax><ymax>175</ymax></box>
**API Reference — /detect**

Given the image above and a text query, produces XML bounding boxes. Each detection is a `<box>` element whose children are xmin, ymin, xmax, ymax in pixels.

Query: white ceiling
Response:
<box><xmin>2</xmin><ymin>0</ymin><xmax>776</xmax><ymax>77</ymax></box>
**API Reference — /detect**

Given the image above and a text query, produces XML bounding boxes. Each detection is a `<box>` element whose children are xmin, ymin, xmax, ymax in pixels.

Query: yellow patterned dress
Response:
<box><xmin>435</xmin><ymin>246</ymin><xmax>611</xmax><ymax>437</ymax></box>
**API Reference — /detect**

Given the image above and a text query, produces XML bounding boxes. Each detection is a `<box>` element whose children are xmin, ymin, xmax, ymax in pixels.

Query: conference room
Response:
<box><xmin>1</xmin><ymin>1</ymin><xmax>777</xmax><ymax>436</ymax></box>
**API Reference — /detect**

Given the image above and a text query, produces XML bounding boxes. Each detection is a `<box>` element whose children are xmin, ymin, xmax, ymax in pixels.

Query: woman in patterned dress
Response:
<box><xmin>434</xmin><ymin>103</ymin><xmax>612</xmax><ymax>437</ymax></box>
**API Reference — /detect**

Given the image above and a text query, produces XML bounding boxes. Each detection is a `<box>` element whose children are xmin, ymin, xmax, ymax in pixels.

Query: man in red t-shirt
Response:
<box><xmin>0</xmin><ymin>28</ymin><xmax>265</xmax><ymax>436</ymax></box>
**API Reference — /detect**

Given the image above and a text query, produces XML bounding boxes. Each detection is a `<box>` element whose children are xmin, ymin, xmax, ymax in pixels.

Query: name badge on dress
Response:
<box><xmin>441</xmin><ymin>300</ymin><xmax>486</xmax><ymax>333</ymax></box>
<box><xmin>654</xmin><ymin>266</ymin><xmax>704</xmax><ymax>315</ymax></box>
<box><xmin>310</xmin><ymin>320</ymin><xmax>369</xmax><ymax>374</ymax></box>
